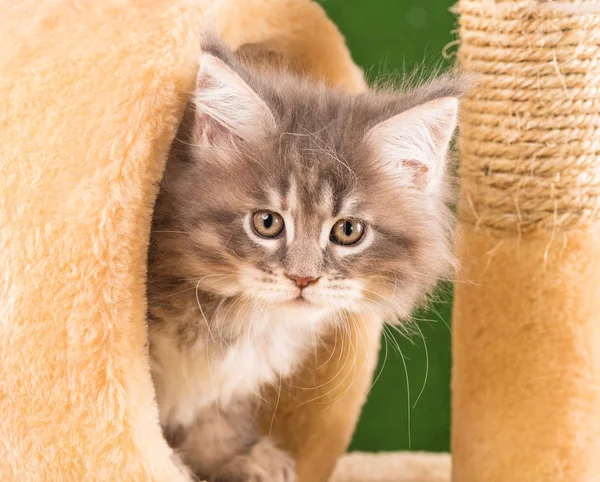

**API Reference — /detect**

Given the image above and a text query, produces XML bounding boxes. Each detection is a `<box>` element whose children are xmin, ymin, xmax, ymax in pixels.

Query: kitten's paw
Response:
<box><xmin>212</xmin><ymin>438</ymin><xmax>295</xmax><ymax>482</ymax></box>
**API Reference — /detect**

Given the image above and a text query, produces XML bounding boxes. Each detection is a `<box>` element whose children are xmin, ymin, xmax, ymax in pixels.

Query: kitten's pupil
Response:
<box><xmin>262</xmin><ymin>214</ymin><xmax>273</xmax><ymax>229</ymax></box>
<box><xmin>343</xmin><ymin>221</ymin><xmax>353</xmax><ymax>237</ymax></box>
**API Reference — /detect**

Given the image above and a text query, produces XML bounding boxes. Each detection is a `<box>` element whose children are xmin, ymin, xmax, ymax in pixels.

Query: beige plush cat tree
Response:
<box><xmin>452</xmin><ymin>1</ymin><xmax>600</xmax><ymax>481</ymax></box>
<box><xmin>1</xmin><ymin>0</ymin><xmax>598</xmax><ymax>481</ymax></box>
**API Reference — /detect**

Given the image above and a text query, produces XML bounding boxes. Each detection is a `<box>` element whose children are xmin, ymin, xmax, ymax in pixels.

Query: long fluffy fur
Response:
<box><xmin>147</xmin><ymin>37</ymin><xmax>467</xmax><ymax>481</ymax></box>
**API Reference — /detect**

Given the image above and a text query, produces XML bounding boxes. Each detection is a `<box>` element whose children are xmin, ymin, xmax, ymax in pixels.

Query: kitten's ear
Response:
<box><xmin>366</xmin><ymin>97</ymin><xmax>458</xmax><ymax>191</ymax></box>
<box><xmin>193</xmin><ymin>53</ymin><xmax>276</xmax><ymax>144</ymax></box>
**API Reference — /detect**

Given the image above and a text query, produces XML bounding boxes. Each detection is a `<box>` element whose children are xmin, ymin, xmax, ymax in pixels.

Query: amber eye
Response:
<box><xmin>330</xmin><ymin>219</ymin><xmax>365</xmax><ymax>246</ymax></box>
<box><xmin>252</xmin><ymin>211</ymin><xmax>285</xmax><ymax>238</ymax></box>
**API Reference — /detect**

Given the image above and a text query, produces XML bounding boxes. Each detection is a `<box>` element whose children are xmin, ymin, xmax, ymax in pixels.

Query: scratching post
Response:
<box><xmin>452</xmin><ymin>1</ymin><xmax>600</xmax><ymax>481</ymax></box>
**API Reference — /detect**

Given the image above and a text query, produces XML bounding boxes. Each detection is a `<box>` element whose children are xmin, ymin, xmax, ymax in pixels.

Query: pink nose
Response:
<box><xmin>286</xmin><ymin>274</ymin><xmax>320</xmax><ymax>289</ymax></box>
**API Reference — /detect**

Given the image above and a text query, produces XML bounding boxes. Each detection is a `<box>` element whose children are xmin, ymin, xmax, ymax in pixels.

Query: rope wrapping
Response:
<box><xmin>457</xmin><ymin>0</ymin><xmax>600</xmax><ymax>233</ymax></box>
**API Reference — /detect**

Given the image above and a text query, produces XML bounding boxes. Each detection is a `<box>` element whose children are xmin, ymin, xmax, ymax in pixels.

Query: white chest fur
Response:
<box><xmin>150</xmin><ymin>305</ymin><xmax>325</xmax><ymax>429</ymax></box>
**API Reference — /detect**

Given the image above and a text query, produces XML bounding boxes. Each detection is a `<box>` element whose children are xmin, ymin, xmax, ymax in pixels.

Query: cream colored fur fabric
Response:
<box><xmin>332</xmin><ymin>452</ymin><xmax>450</xmax><ymax>482</ymax></box>
<box><xmin>0</xmin><ymin>0</ymin><xmax>398</xmax><ymax>481</ymax></box>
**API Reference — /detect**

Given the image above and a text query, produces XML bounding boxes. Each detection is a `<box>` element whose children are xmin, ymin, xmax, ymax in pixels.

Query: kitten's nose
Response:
<box><xmin>286</xmin><ymin>274</ymin><xmax>320</xmax><ymax>289</ymax></box>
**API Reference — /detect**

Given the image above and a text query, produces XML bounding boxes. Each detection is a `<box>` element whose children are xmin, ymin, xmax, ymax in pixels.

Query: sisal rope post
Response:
<box><xmin>452</xmin><ymin>1</ymin><xmax>600</xmax><ymax>481</ymax></box>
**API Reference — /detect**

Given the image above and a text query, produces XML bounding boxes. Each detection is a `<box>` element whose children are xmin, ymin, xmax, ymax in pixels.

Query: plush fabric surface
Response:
<box><xmin>0</xmin><ymin>1</ymin><xmax>381</xmax><ymax>481</ymax></box>
<box><xmin>332</xmin><ymin>452</ymin><xmax>450</xmax><ymax>482</ymax></box>
<box><xmin>452</xmin><ymin>1</ymin><xmax>600</xmax><ymax>480</ymax></box>
<box><xmin>452</xmin><ymin>225</ymin><xmax>600</xmax><ymax>481</ymax></box>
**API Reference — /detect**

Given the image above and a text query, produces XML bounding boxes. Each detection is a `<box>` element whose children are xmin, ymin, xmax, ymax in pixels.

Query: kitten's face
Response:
<box><xmin>153</xmin><ymin>44</ymin><xmax>461</xmax><ymax>325</ymax></box>
<box><xmin>238</xmin><ymin>195</ymin><xmax>372</xmax><ymax>312</ymax></box>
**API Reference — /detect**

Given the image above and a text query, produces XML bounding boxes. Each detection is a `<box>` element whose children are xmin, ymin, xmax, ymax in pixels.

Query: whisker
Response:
<box><xmin>320</xmin><ymin>312</ymin><xmax>370</xmax><ymax>410</ymax></box>
<box><xmin>269</xmin><ymin>374</ymin><xmax>282</xmax><ymax>436</ymax></box>
<box><xmin>196</xmin><ymin>279</ymin><xmax>215</xmax><ymax>343</ymax></box>
<box><xmin>294</xmin><ymin>314</ymin><xmax>356</xmax><ymax>404</ymax></box>
<box><xmin>151</xmin><ymin>230</ymin><xmax>189</xmax><ymax>235</ymax></box>
<box><xmin>398</xmin><ymin>339</ymin><xmax>412</xmax><ymax>449</ymax></box>
<box><xmin>317</xmin><ymin>321</ymin><xmax>339</xmax><ymax>370</ymax></box>
<box><xmin>412</xmin><ymin>322</ymin><xmax>430</xmax><ymax>410</ymax></box>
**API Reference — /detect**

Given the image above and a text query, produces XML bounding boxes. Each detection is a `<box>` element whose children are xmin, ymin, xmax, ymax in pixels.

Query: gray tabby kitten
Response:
<box><xmin>148</xmin><ymin>38</ymin><xmax>463</xmax><ymax>482</ymax></box>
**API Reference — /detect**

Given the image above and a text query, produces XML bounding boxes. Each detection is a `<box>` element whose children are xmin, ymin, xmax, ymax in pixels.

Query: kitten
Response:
<box><xmin>148</xmin><ymin>37</ymin><xmax>463</xmax><ymax>482</ymax></box>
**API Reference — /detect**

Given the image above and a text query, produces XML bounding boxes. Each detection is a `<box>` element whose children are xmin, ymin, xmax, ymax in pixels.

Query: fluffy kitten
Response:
<box><xmin>148</xmin><ymin>38</ymin><xmax>463</xmax><ymax>482</ymax></box>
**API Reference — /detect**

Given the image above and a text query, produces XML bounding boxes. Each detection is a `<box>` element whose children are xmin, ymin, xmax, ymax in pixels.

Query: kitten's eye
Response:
<box><xmin>330</xmin><ymin>219</ymin><xmax>365</xmax><ymax>246</ymax></box>
<box><xmin>252</xmin><ymin>211</ymin><xmax>285</xmax><ymax>238</ymax></box>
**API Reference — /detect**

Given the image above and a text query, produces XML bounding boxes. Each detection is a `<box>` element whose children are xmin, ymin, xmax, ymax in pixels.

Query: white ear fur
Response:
<box><xmin>366</xmin><ymin>97</ymin><xmax>458</xmax><ymax>191</ymax></box>
<box><xmin>194</xmin><ymin>53</ymin><xmax>277</xmax><ymax>143</ymax></box>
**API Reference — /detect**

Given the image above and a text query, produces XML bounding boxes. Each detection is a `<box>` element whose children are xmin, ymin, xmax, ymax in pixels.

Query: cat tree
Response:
<box><xmin>452</xmin><ymin>1</ymin><xmax>600</xmax><ymax>481</ymax></box>
<box><xmin>1</xmin><ymin>0</ymin><xmax>599</xmax><ymax>481</ymax></box>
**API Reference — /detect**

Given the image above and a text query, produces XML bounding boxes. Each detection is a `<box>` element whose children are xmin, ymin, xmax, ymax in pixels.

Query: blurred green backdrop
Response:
<box><xmin>318</xmin><ymin>0</ymin><xmax>457</xmax><ymax>453</ymax></box>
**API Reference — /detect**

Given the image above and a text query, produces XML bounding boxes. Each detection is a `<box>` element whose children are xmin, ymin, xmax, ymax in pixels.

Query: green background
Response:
<box><xmin>318</xmin><ymin>0</ymin><xmax>457</xmax><ymax>453</ymax></box>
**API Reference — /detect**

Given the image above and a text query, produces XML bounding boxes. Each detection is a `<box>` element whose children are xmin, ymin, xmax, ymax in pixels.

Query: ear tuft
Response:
<box><xmin>366</xmin><ymin>96</ymin><xmax>459</xmax><ymax>191</ymax></box>
<box><xmin>193</xmin><ymin>54</ymin><xmax>276</xmax><ymax>144</ymax></box>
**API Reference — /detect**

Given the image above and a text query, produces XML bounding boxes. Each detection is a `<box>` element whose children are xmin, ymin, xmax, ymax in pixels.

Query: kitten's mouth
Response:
<box><xmin>287</xmin><ymin>293</ymin><xmax>311</xmax><ymax>306</ymax></box>
<box><xmin>269</xmin><ymin>292</ymin><xmax>317</xmax><ymax>308</ymax></box>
